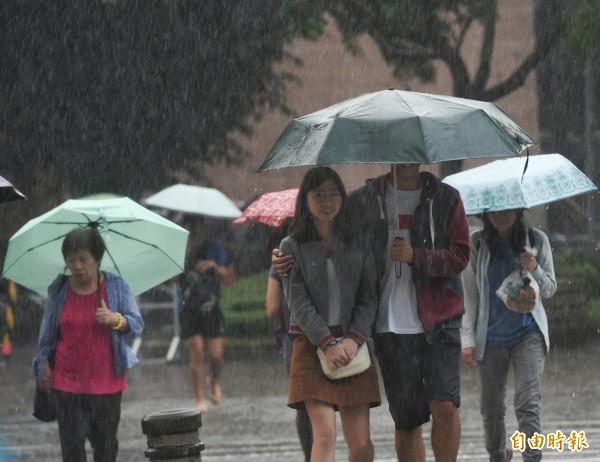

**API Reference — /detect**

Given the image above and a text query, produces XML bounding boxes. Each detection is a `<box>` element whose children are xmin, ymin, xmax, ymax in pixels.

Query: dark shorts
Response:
<box><xmin>374</xmin><ymin>328</ymin><xmax>461</xmax><ymax>431</ymax></box>
<box><xmin>179</xmin><ymin>303</ymin><xmax>225</xmax><ymax>339</ymax></box>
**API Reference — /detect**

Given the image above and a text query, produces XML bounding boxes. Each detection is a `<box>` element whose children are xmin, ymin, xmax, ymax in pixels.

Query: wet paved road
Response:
<box><xmin>1</xmin><ymin>340</ymin><xmax>599</xmax><ymax>461</ymax></box>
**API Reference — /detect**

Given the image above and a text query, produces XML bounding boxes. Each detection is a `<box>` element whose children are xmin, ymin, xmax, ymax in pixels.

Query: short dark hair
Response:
<box><xmin>288</xmin><ymin>166</ymin><xmax>350</xmax><ymax>242</ymax></box>
<box><xmin>61</xmin><ymin>227</ymin><xmax>106</xmax><ymax>262</ymax></box>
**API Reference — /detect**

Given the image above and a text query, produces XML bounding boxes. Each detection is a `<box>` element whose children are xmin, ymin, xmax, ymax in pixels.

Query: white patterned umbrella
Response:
<box><xmin>443</xmin><ymin>153</ymin><xmax>598</xmax><ymax>215</ymax></box>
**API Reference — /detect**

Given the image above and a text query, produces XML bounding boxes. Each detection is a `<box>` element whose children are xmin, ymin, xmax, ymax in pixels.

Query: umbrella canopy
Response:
<box><xmin>2</xmin><ymin>197</ymin><xmax>189</xmax><ymax>297</ymax></box>
<box><xmin>0</xmin><ymin>175</ymin><xmax>26</xmax><ymax>204</ymax></box>
<box><xmin>145</xmin><ymin>184</ymin><xmax>241</xmax><ymax>219</ymax></box>
<box><xmin>443</xmin><ymin>153</ymin><xmax>598</xmax><ymax>215</ymax></box>
<box><xmin>258</xmin><ymin>88</ymin><xmax>535</xmax><ymax>172</ymax></box>
<box><xmin>233</xmin><ymin>188</ymin><xmax>298</xmax><ymax>227</ymax></box>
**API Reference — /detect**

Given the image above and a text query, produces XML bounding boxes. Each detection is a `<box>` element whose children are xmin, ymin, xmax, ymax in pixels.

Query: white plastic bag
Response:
<box><xmin>495</xmin><ymin>269</ymin><xmax>539</xmax><ymax>313</ymax></box>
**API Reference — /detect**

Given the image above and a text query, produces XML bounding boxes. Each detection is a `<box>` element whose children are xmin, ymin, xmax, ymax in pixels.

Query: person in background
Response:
<box><xmin>180</xmin><ymin>217</ymin><xmax>229</xmax><ymax>413</ymax></box>
<box><xmin>280</xmin><ymin>166</ymin><xmax>381</xmax><ymax>462</ymax></box>
<box><xmin>266</xmin><ymin>219</ymin><xmax>312</xmax><ymax>461</ymax></box>
<box><xmin>349</xmin><ymin>164</ymin><xmax>469</xmax><ymax>462</ymax></box>
<box><xmin>461</xmin><ymin>209</ymin><xmax>557</xmax><ymax>462</ymax></box>
<box><xmin>33</xmin><ymin>227</ymin><xmax>144</xmax><ymax>462</ymax></box>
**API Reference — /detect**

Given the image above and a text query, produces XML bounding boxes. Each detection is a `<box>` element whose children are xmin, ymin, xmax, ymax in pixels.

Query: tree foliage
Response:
<box><xmin>0</xmin><ymin>0</ymin><xmax>315</xmax><ymax>199</ymax></box>
<box><xmin>565</xmin><ymin>0</ymin><xmax>600</xmax><ymax>58</ymax></box>
<box><xmin>0</xmin><ymin>0</ymin><xmax>566</xmax><ymax>202</ymax></box>
<box><xmin>321</xmin><ymin>0</ymin><xmax>563</xmax><ymax>100</ymax></box>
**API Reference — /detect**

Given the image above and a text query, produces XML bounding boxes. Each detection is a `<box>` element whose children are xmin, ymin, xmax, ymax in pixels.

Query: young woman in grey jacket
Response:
<box><xmin>280</xmin><ymin>166</ymin><xmax>381</xmax><ymax>462</ymax></box>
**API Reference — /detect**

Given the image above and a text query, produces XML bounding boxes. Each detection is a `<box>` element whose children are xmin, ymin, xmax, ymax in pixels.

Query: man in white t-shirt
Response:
<box><xmin>348</xmin><ymin>164</ymin><xmax>470</xmax><ymax>462</ymax></box>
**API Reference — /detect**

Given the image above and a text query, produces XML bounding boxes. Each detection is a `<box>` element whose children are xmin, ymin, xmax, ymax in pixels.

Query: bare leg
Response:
<box><xmin>395</xmin><ymin>426</ymin><xmax>425</xmax><ymax>462</ymax></box>
<box><xmin>429</xmin><ymin>400</ymin><xmax>460</xmax><ymax>462</ymax></box>
<box><xmin>187</xmin><ymin>336</ymin><xmax>207</xmax><ymax>413</ymax></box>
<box><xmin>207</xmin><ymin>337</ymin><xmax>224</xmax><ymax>404</ymax></box>
<box><xmin>305</xmin><ymin>399</ymin><xmax>337</xmax><ymax>462</ymax></box>
<box><xmin>339</xmin><ymin>404</ymin><xmax>374</xmax><ymax>462</ymax></box>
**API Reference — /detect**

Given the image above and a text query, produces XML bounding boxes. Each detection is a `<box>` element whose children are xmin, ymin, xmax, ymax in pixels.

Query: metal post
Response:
<box><xmin>166</xmin><ymin>281</ymin><xmax>181</xmax><ymax>362</ymax></box>
<box><xmin>141</xmin><ymin>408</ymin><xmax>204</xmax><ymax>461</ymax></box>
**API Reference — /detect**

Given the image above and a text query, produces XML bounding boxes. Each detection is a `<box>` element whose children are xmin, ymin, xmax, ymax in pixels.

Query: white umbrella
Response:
<box><xmin>443</xmin><ymin>153</ymin><xmax>598</xmax><ymax>215</ymax></box>
<box><xmin>145</xmin><ymin>184</ymin><xmax>241</xmax><ymax>219</ymax></box>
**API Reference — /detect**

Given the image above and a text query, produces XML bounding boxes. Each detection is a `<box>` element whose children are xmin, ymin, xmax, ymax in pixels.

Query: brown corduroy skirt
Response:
<box><xmin>288</xmin><ymin>333</ymin><xmax>381</xmax><ymax>411</ymax></box>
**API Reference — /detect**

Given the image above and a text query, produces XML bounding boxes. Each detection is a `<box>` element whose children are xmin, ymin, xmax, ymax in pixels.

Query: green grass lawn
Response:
<box><xmin>221</xmin><ymin>270</ymin><xmax>276</xmax><ymax>340</ymax></box>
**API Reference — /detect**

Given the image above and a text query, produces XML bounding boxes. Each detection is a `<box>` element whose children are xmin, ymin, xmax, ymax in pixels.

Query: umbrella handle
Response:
<box><xmin>394</xmin><ymin>261</ymin><xmax>402</xmax><ymax>278</ymax></box>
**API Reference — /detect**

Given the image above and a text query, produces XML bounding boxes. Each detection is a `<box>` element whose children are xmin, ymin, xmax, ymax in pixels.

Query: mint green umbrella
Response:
<box><xmin>258</xmin><ymin>89</ymin><xmax>535</xmax><ymax>171</ymax></box>
<box><xmin>2</xmin><ymin>197</ymin><xmax>189</xmax><ymax>297</ymax></box>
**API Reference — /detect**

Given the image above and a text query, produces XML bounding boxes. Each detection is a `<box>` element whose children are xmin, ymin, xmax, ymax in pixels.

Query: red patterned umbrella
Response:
<box><xmin>234</xmin><ymin>188</ymin><xmax>298</xmax><ymax>227</ymax></box>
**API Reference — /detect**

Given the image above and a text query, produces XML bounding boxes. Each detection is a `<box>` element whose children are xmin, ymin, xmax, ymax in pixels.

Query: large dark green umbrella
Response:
<box><xmin>258</xmin><ymin>89</ymin><xmax>535</xmax><ymax>172</ymax></box>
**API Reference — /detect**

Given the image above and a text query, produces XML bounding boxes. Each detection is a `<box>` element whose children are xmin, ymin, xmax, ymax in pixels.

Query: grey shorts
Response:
<box><xmin>374</xmin><ymin>328</ymin><xmax>461</xmax><ymax>431</ymax></box>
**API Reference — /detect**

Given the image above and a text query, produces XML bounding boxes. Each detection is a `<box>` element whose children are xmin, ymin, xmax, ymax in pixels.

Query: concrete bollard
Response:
<box><xmin>141</xmin><ymin>408</ymin><xmax>204</xmax><ymax>461</ymax></box>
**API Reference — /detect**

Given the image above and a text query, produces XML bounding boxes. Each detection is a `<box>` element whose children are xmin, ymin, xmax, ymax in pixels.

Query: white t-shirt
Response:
<box><xmin>375</xmin><ymin>186</ymin><xmax>424</xmax><ymax>334</ymax></box>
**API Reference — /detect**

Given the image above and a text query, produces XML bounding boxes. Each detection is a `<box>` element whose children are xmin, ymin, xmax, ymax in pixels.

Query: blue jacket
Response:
<box><xmin>33</xmin><ymin>272</ymin><xmax>144</xmax><ymax>379</ymax></box>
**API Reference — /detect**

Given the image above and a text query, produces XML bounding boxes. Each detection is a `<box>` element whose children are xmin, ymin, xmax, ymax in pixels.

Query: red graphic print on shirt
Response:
<box><xmin>398</xmin><ymin>214</ymin><xmax>412</xmax><ymax>230</ymax></box>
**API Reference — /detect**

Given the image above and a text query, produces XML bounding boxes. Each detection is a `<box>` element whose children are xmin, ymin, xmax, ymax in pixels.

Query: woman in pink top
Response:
<box><xmin>33</xmin><ymin>227</ymin><xmax>144</xmax><ymax>462</ymax></box>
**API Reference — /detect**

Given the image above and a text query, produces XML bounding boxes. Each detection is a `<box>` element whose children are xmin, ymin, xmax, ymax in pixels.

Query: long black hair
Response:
<box><xmin>288</xmin><ymin>166</ymin><xmax>350</xmax><ymax>243</ymax></box>
<box><xmin>481</xmin><ymin>209</ymin><xmax>527</xmax><ymax>259</ymax></box>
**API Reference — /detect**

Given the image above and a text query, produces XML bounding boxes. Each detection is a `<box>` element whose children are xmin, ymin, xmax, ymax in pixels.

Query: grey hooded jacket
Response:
<box><xmin>461</xmin><ymin>228</ymin><xmax>557</xmax><ymax>361</ymax></box>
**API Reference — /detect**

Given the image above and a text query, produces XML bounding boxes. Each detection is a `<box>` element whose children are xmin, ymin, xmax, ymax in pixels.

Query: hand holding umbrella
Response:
<box><xmin>96</xmin><ymin>299</ymin><xmax>125</xmax><ymax>330</ymax></box>
<box><xmin>391</xmin><ymin>237</ymin><xmax>414</xmax><ymax>278</ymax></box>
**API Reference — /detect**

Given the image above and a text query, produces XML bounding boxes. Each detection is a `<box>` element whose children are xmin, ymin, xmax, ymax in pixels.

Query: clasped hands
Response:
<box><xmin>324</xmin><ymin>337</ymin><xmax>359</xmax><ymax>370</ymax></box>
